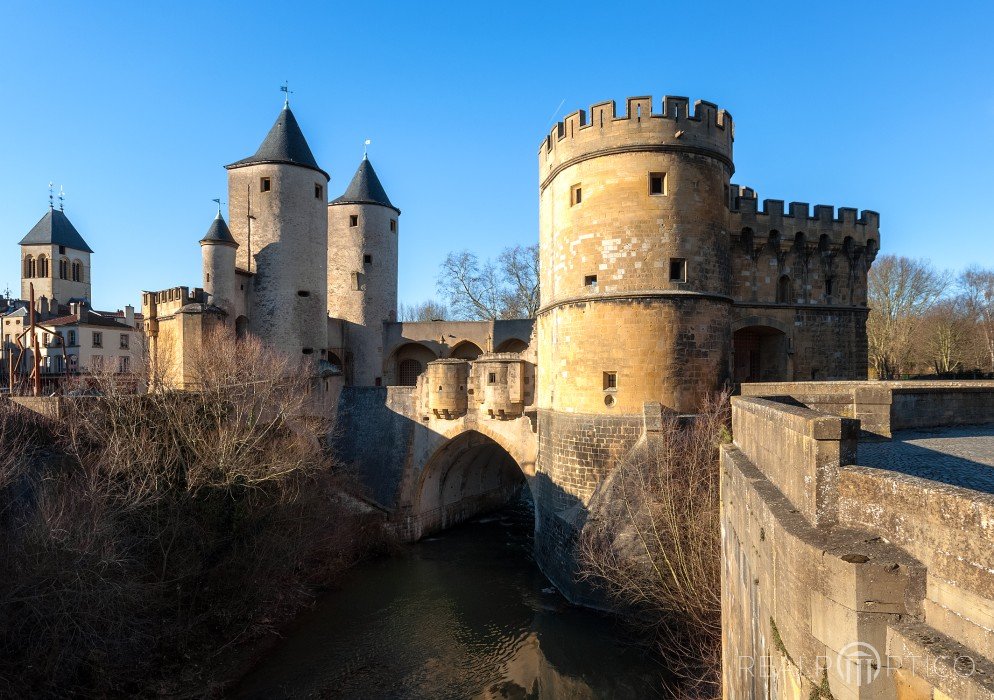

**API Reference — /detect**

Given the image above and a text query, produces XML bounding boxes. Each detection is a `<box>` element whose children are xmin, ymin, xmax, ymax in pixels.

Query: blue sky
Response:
<box><xmin>1</xmin><ymin>1</ymin><xmax>991</xmax><ymax>310</ymax></box>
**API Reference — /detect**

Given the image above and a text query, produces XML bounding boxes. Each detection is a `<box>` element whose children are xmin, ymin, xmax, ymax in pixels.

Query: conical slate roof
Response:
<box><xmin>19</xmin><ymin>208</ymin><xmax>94</xmax><ymax>253</ymax></box>
<box><xmin>330</xmin><ymin>157</ymin><xmax>398</xmax><ymax>213</ymax></box>
<box><xmin>226</xmin><ymin>107</ymin><xmax>328</xmax><ymax>179</ymax></box>
<box><xmin>200</xmin><ymin>211</ymin><xmax>237</xmax><ymax>246</ymax></box>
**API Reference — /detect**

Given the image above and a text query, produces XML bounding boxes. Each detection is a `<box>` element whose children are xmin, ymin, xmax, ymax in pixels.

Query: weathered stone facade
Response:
<box><xmin>532</xmin><ymin>95</ymin><xmax>879</xmax><ymax>595</ymax></box>
<box><xmin>722</xmin><ymin>382</ymin><xmax>994</xmax><ymax>699</ymax></box>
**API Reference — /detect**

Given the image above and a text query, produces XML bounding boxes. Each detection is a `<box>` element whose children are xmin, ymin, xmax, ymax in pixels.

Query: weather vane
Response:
<box><xmin>48</xmin><ymin>182</ymin><xmax>54</xmax><ymax>210</ymax></box>
<box><xmin>364</xmin><ymin>139</ymin><xmax>370</xmax><ymax>159</ymax></box>
<box><xmin>58</xmin><ymin>186</ymin><xmax>65</xmax><ymax>212</ymax></box>
<box><xmin>212</xmin><ymin>197</ymin><xmax>223</xmax><ymax>214</ymax></box>
<box><xmin>281</xmin><ymin>81</ymin><xmax>293</xmax><ymax>108</ymax></box>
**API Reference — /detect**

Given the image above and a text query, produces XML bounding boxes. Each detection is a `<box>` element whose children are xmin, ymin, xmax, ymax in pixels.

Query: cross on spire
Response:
<box><xmin>280</xmin><ymin>81</ymin><xmax>293</xmax><ymax>109</ymax></box>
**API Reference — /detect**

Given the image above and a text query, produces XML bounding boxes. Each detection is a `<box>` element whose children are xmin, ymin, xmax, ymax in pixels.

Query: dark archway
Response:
<box><xmin>235</xmin><ymin>315</ymin><xmax>249</xmax><ymax>339</ymax></box>
<box><xmin>412</xmin><ymin>430</ymin><xmax>529</xmax><ymax>539</ymax></box>
<box><xmin>494</xmin><ymin>338</ymin><xmax>529</xmax><ymax>354</ymax></box>
<box><xmin>450</xmin><ymin>340</ymin><xmax>484</xmax><ymax>360</ymax></box>
<box><xmin>389</xmin><ymin>342</ymin><xmax>438</xmax><ymax>386</ymax></box>
<box><xmin>733</xmin><ymin>326</ymin><xmax>790</xmax><ymax>383</ymax></box>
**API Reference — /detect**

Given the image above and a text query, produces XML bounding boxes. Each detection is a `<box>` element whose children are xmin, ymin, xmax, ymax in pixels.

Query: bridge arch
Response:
<box><xmin>409</xmin><ymin>423</ymin><xmax>536</xmax><ymax>540</ymax></box>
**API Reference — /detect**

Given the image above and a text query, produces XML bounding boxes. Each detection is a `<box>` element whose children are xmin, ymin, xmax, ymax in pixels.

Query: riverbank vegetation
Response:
<box><xmin>580</xmin><ymin>390</ymin><xmax>731</xmax><ymax>698</ymax></box>
<box><xmin>0</xmin><ymin>329</ymin><xmax>386</xmax><ymax>697</ymax></box>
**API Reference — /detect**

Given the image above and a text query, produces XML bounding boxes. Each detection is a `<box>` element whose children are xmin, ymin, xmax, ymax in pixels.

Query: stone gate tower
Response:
<box><xmin>225</xmin><ymin>105</ymin><xmax>330</xmax><ymax>358</ymax></box>
<box><xmin>535</xmin><ymin>96</ymin><xmax>735</xmax><ymax>593</ymax></box>
<box><xmin>327</xmin><ymin>156</ymin><xmax>400</xmax><ymax>385</ymax></box>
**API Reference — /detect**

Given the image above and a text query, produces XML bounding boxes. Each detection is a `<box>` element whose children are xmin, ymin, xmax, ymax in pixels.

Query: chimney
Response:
<box><xmin>124</xmin><ymin>305</ymin><xmax>135</xmax><ymax>328</ymax></box>
<box><xmin>38</xmin><ymin>295</ymin><xmax>49</xmax><ymax>317</ymax></box>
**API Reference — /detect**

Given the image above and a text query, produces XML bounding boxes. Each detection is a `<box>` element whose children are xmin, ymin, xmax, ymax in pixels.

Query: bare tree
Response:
<box><xmin>437</xmin><ymin>244</ymin><xmax>540</xmax><ymax>320</ymax></box>
<box><xmin>398</xmin><ymin>299</ymin><xmax>449</xmax><ymax>322</ymax></box>
<box><xmin>0</xmin><ymin>325</ymin><xmax>383</xmax><ymax>697</ymax></box>
<box><xmin>960</xmin><ymin>267</ymin><xmax>994</xmax><ymax>374</ymax></box>
<box><xmin>580</xmin><ymin>390</ymin><xmax>731</xmax><ymax>697</ymax></box>
<box><xmin>867</xmin><ymin>255</ymin><xmax>949</xmax><ymax>379</ymax></box>
<box><xmin>922</xmin><ymin>299</ymin><xmax>973</xmax><ymax>375</ymax></box>
<box><xmin>498</xmin><ymin>244</ymin><xmax>540</xmax><ymax>318</ymax></box>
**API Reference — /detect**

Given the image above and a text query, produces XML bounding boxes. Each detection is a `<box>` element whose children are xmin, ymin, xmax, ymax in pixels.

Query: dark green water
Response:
<box><xmin>232</xmin><ymin>495</ymin><xmax>666</xmax><ymax>699</ymax></box>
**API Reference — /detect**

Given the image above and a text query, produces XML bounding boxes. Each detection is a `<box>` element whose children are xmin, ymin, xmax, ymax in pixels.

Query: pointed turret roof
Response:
<box><xmin>330</xmin><ymin>157</ymin><xmax>399</xmax><ymax>213</ymax></box>
<box><xmin>19</xmin><ymin>208</ymin><xmax>94</xmax><ymax>253</ymax></box>
<box><xmin>226</xmin><ymin>106</ymin><xmax>328</xmax><ymax>179</ymax></box>
<box><xmin>200</xmin><ymin>211</ymin><xmax>237</xmax><ymax>246</ymax></box>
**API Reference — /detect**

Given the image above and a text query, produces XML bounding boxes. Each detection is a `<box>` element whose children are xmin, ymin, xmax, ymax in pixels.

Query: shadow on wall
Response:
<box><xmin>329</xmin><ymin>386</ymin><xmax>599</xmax><ymax>603</ymax></box>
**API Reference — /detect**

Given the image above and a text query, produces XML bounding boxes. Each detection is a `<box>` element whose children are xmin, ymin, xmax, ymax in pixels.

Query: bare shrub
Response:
<box><xmin>0</xmin><ymin>326</ymin><xmax>382</xmax><ymax>697</ymax></box>
<box><xmin>580</xmin><ymin>389</ymin><xmax>731</xmax><ymax>698</ymax></box>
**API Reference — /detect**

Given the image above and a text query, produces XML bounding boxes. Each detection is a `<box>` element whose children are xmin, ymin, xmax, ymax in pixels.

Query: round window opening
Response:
<box><xmin>604</xmin><ymin>394</ymin><xmax>616</xmax><ymax>407</ymax></box>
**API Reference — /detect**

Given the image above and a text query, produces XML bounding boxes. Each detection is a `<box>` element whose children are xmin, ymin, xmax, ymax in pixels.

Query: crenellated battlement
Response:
<box><xmin>729</xmin><ymin>184</ymin><xmax>880</xmax><ymax>255</ymax></box>
<box><xmin>539</xmin><ymin>96</ymin><xmax>734</xmax><ymax>183</ymax></box>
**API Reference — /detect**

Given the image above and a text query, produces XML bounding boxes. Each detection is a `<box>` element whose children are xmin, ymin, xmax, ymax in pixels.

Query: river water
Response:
<box><xmin>233</xmin><ymin>493</ymin><xmax>667</xmax><ymax>699</ymax></box>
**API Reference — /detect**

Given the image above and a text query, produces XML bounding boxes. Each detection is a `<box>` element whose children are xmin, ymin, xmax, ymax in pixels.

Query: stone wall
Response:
<box><xmin>722</xmin><ymin>385</ymin><xmax>994</xmax><ymax>699</ymax></box>
<box><xmin>327</xmin><ymin>201</ymin><xmax>398</xmax><ymax>386</ymax></box>
<box><xmin>741</xmin><ymin>380</ymin><xmax>994</xmax><ymax>438</ymax></box>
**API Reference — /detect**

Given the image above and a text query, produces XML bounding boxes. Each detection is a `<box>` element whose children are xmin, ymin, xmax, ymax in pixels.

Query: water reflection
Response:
<box><xmin>233</xmin><ymin>494</ymin><xmax>665</xmax><ymax>699</ymax></box>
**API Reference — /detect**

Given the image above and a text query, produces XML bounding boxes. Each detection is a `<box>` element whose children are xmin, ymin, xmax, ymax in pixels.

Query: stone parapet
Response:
<box><xmin>723</xmin><ymin>382</ymin><xmax>994</xmax><ymax>699</ymax></box>
<box><xmin>730</xmin><ymin>396</ymin><xmax>858</xmax><ymax>526</ymax></box>
<box><xmin>740</xmin><ymin>380</ymin><xmax>994</xmax><ymax>438</ymax></box>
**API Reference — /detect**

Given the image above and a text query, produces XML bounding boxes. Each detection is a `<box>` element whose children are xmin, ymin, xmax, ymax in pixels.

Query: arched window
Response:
<box><xmin>37</xmin><ymin>255</ymin><xmax>49</xmax><ymax>278</ymax></box>
<box><xmin>776</xmin><ymin>275</ymin><xmax>793</xmax><ymax>304</ymax></box>
<box><xmin>71</xmin><ymin>260</ymin><xmax>83</xmax><ymax>282</ymax></box>
<box><xmin>23</xmin><ymin>255</ymin><xmax>35</xmax><ymax>278</ymax></box>
<box><xmin>398</xmin><ymin>359</ymin><xmax>422</xmax><ymax>386</ymax></box>
<box><xmin>59</xmin><ymin>258</ymin><xmax>69</xmax><ymax>280</ymax></box>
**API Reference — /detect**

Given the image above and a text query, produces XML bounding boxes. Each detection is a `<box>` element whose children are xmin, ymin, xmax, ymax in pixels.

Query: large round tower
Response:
<box><xmin>327</xmin><ymin>156</ymin><xmax>399</xmax><ymax>386</ymax></box>
<box><xmin>225</xmin><ymin>105</ymin><xmax>329</xmax><ymax>359</ymax></box>
<box><xmin>534</xmin><ymin>96</ymin><xmax>734</xmax><ymax>595</ymax></box>
<box><xmin>199</xmin><ymin>210</ymin><xmax>238</xmax><ymax>316</ymax></box>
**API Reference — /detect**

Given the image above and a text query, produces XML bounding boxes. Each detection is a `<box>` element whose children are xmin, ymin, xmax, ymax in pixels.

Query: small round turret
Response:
<box><xmin>199</xmin><ymin>211</ymin><xmax>238</xmax><ymax>315</ymax></box>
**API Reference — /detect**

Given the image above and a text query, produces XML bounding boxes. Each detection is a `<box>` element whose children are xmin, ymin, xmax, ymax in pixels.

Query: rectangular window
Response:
<box><xmin>488</xmin><ymin>372</ymin><xmax>497</xmax><ymax>385</ymax></box>
<box><xmin>118</xmin><ymin>356</ymin><xmax>130</xmax><ymax>374</ymax></box>
<box><xmin>390</xmin><ymin>219</ymin><xmax>397</xmax><ymax>232</ymax></box>
<box><xmin>120</xmin><ymin>334</ymin><xmax>129</xmax><ymax>349</ymax></box>
<box><xmin>570</xmin><ymin>183</ymin><xmax>582</xmax><ymax>206</ymax></box>
<box><xmin>91</xmin><ymin>355</ymin><xmax>103</xmax><ymax>371</ymax></box>
<box><xmin>363</xmin><ymin>254</ymin><xmax>372</xmax><ymax>264</ymax></box>
<box><xmin>649</xmin><ymin>172</ymin><xmax>666</xmax><ymax>195</ymax></box>
<box><xmin>349</xmin><ymin>214</ymin><xmax>358</xmax><ymax>227</ymax></box>
<box><xmin>603</xmin><ymin>371</ymin><xmax>618</xmax><ymax>390</ymax></box>
<box><xmin>584</xmin><ymin>274</ymin><xmax>597</xmax><ymax>287</ymax></box>
<box><xmin>315</xmin><ymin>183</ymin><xmax>323</xmax><ymax>199</ymax></box>
<box><xmin>59</xmin><ymin>245</ymin><xmax>66</xmax><ymax>254</ymax></box>
<box><xmin>68</xmin><ymin>331</ymin><xmax>76</xmax><ymax>346</ymax></box>
<box><xmin>260</xmin><ymin>177</ymin><xmax>272</xmax><ymax>192</ymax></box>
<box><xmin>825</xmin><ymin>278</ymin><xmax>834</xmax><ymax>297</ymax></box>
<box><xmin>92</xmin><ymin>331</ymin><xmax>102</xmax><ymax>348</ymax></box>
<box><xmin>669</xmin><ymin>258</ymin><xmax>687</xmax><ymax>283</ymax></box>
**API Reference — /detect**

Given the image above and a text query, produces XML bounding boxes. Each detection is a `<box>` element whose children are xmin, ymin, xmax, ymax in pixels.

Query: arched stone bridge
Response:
<box><xmin>332</xmin><ymin>354</ymin><xmax>539</xmax><ymax>541</ymax></box>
